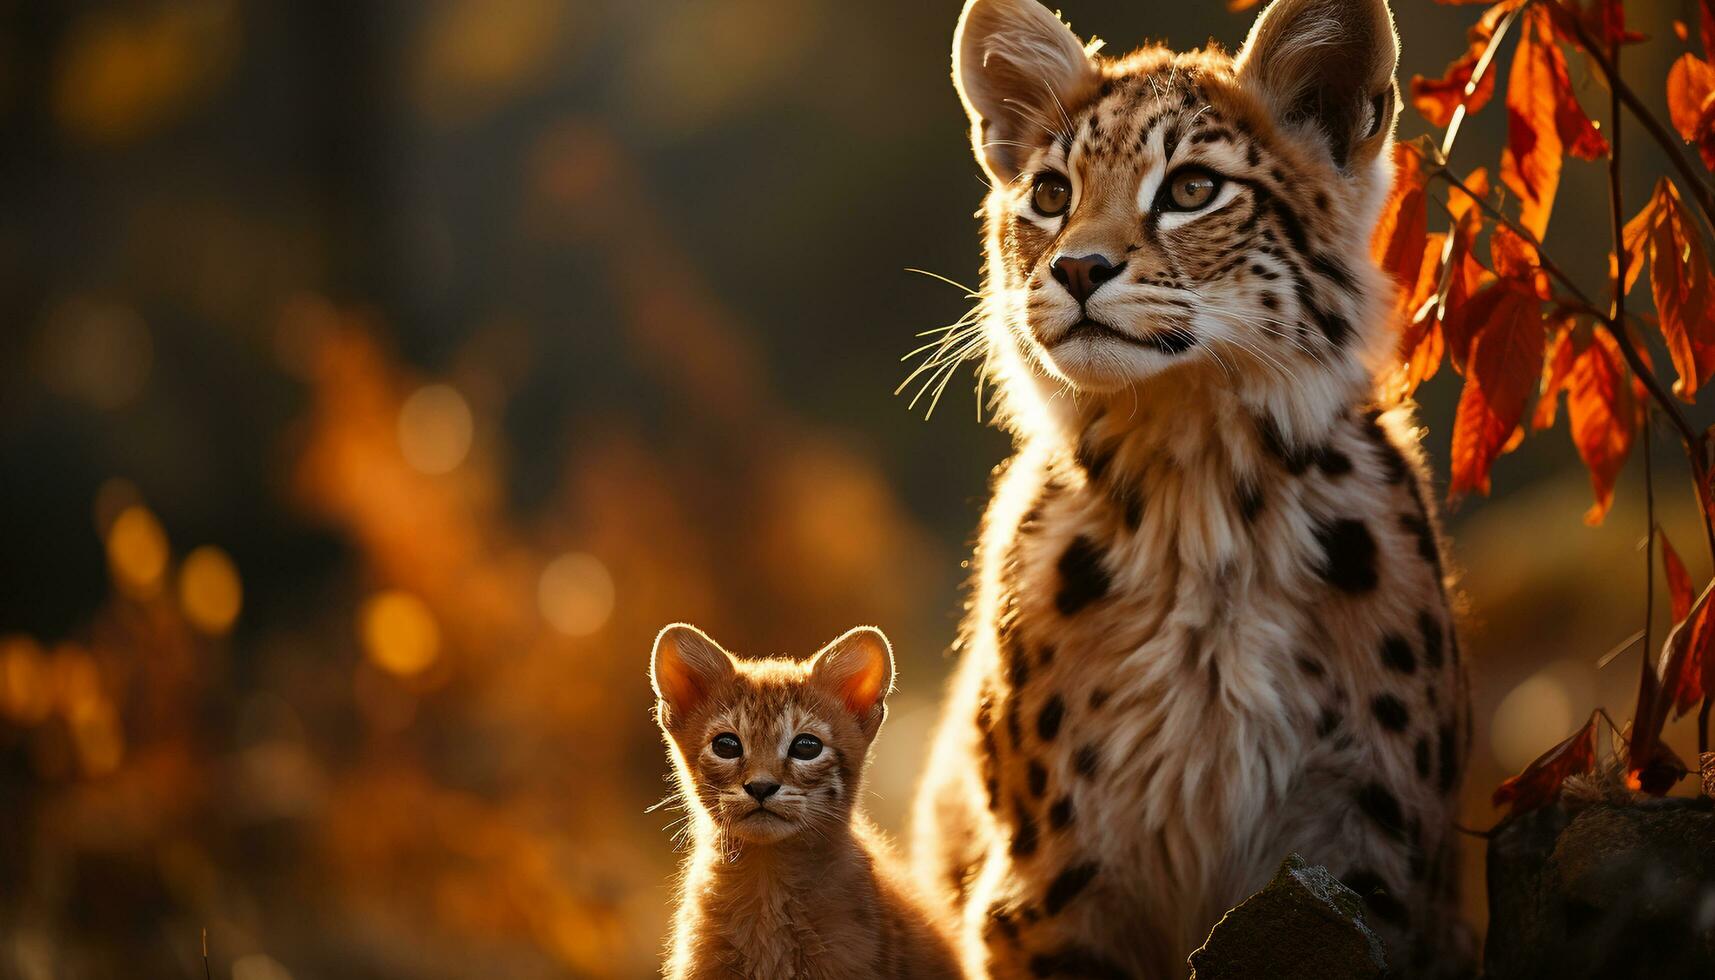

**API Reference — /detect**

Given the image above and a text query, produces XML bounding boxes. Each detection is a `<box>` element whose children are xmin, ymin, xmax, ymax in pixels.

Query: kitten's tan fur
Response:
<box><xmin>653</xmin><ymin>624</ymin><xmax>962</xmax><ymax>979</ymax></box>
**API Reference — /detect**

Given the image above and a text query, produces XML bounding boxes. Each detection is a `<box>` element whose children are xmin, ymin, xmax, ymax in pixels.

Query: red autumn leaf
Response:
<box><xmin>1412</xmin><ymin>1</ymin><xmax>1522</xmax><ymax>126</ymax></box>
<box><xmin>1679</xmin><ymin>20</ymin><xmax>1693</xmax><ymax>44</ymax></box>
<box><xmin>1564</xmin><ymin>329</ymin><xmax>1637</xmax><ymax>524</ymax></box>
<box><xmin>1437</xmin><ymin>169</ymin><xmax>1495</xmax><ymax>369</ymax></box>
<box><xmin>1703</xmin><ymin>0</ymin><xmax>1715</xmax><ymax>57</ymax></box>
<box><xmin>1372</xmin><ymin>142</ymin><xmax>1430</xmax><ymax>300</ymax></box>
<box><xmin>1647</xmin><ymin>576</ymin><xmax>1715</xmax><ymax>732</ymax></box>
<box><xmin>1226</xmin><ymin>0</ymin><xmax>1262</xmax><ymax>10</ymax></box>
<box><xmin>1546</xmin><ymin>0</ymin><xmax>1646</xmax><ymax>49</ymax></box>
<box><xmin>1501</xmin><ymin>6</ymin><xmax>1609</xmax><ymax>239</ymax></box>
<box><xmin>1636</xmin><ymin>180</ymin><xmax>1715</xmax><ymax>401</ymax></box>
<box><xmin>1449</xmin><ymin>283</ymin><xmax>1545</xmax><ymax>500</ymax></box>
<box><xmin>1667</xmin><ymin>54</ymin><xmax>1715</xmax><ymax>171</ymax></box>
<box><xmin>1398</xmin><ymin>233</ymin><xmax>1449</xmax><ymax>395</ymax></box>
<box><xmin>1661</xmin><ymin>531</ymin><xmax>1695</xmax><ymax>625</ymax></box>
<box><xmin>1492</xmin><ymin>711</ymin><xmax>1597</xmax><ymax>814</ymax></box>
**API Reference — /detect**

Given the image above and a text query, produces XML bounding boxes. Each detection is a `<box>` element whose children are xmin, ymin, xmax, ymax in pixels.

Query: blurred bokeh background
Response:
<box><xmin>3</xmin><ymin>0</ymin><xmax>1714</xmax><ymax>976</ymax></box>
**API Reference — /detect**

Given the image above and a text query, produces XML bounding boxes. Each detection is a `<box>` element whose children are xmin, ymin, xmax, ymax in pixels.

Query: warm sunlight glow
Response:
<box><xmin>0</xmin><ymin>635</ymin><xmax>51</xmax><ymax>725</ymax></box>
<box><xmin>537</xmin><ymin>552</ymin><xmax>615</xmax><ymax>636</ymax></box>
<box><xmin>1491</xmin><ymin>670</ymin><xmax>1575</xmax><ymax>773</ymax></box>
<box><xmin>398</xmin><ymin>383</ymin><xmax>475</xmax><ymax>475</ymax></box>
<box><xmin>361</xmin><ymin>590</ymin><xmax>441</xmax><ymax>676</ymax></box>
<box><xmin>107</xmin><ymin>504</ymin><xmax>169</xmax><ymax>597</ymax></box>
<box><xmin>179</xmin><ymin>545</ymin><xmax>242</xmax><ymax>634</ymax></box>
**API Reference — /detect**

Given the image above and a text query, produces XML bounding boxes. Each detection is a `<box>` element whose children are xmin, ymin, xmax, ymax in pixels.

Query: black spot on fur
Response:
<box><xmin>1355</xmin><ymin>782</ymin><xmax>1407</xmax><ymax>840</ymax></box>
<box><xmin>1073</xmin><ymin>744</ymin><xmax>1100</xmax><ymax>778</ymax></box>
<box><xmin>1237</xmin><ymin>478</ymin><xmax>1265</xmax><ymax>523</ymax></box>
<box><xmin>1257</xmin><ymin>415</ymin><xmax>1313</xmax><ymax>475</ymax></box>
<box><xmin>1049</xmin><ymin>795</ymin><xmax>1075</xmax><ymax>830</ymax></box>
<box><xmin>1415</xmin><ymin>737</ymin><xmax>1432</xmax><ymax>778</ymax></box>
<box><xmin>1028</xmin><ymin>759</ymin><xmax>1048</xmax><ymax>798</ymax></box>
<box><xmin>1314</xmin><ymin>446</ymin><xmax>1353</xmax><ymax>476</ymax></box>
<box><xmin>1371</xmin><ymin>694</ymin><xmax>1410</xmax><ymax>732</ymax></box>
<box><xmin>1055</xmin><ymin>536</ymin><xmax>1111</xmax><ymax>615</ymax></box>
<box><xmin>1006</xmin><ymin>637</ymin><xmax>1031</xmax><ymax>691</ymax></box>
<box><xmin>1029</xmin><ymin>947</ymin><xmax>1131</xmax><ymax>979</ymax></box>
<box><xmin>1006</xmin><ymin>698</ymin><xmax>1023</xmax><ymax>750</ymax></box>
<box><xmin>1044</xmin><ymin>862</ymin><xmax>1100</xmax><ymax>915</ymax></box>
<box><xmin>1438</xmin><ymin>724</ymin><xmax>1458</xmax><ymax>794</ymax></box>
<box><xmin>1076</xmin><ymin>439</ymin><xmax>1114</xmax><ymax>483</ymax></box>
<box><xmin>1419</xmin><ymin>610</ymin><xmax>1445</xmax><ymax>669</ymax></box>
<box><xmin>1037</xmin><ymin>694</ymin><xmax>1065</xmax><ymax>742</ymax></box>
<box><xmin>1088</xmin><ymin>688</ymin><xmax>1111</xmax><ymax>710</ymax></box>
<box><xmin>1296</xmin><ymin>654</ymin><xmax>1326</xmax><ymax>678</ymax></box>
<box><xmin>1011</xmin><ymin>798</ymin><xmax>1039</xmax><ymax>858</ymax></box>
<box><xmin>1316</xmin><ymin>518</ymin><xmax>1379</xmax><ymax>593</ymax></box>
<box><xmin>1380</xmin><ymin>633</ymin><xmax>1416</xmax><ymax>674</ymax></box>
<box><xmin>986</xmin><ymin>902</ymin><xmax>1021</xmax><ymax>941</ymax></box>
<box><xmin>1317</xmin><ymin>708</ymin><xmax>1342</xmax><ymax>738</ymax></box>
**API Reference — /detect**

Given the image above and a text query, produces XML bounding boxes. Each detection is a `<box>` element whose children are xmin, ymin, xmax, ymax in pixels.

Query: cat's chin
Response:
<box><xmin>725</xmin><ymin>810</ymin><xmax>802</xmax><ymax>844</ymax></box>
<box><xmin>1030</xmin><ymin>320</ymin><xmax>1200</xmax><ymax>393</ymax></box>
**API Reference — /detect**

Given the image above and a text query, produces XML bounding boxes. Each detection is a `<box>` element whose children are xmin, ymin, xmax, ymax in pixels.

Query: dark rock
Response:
<box><xmin>1485</xmin><ymin>796</ymin><xmax>1715</xmax><ymax>980</ymax></box>
<box><xmin>1189</xmin><ymin>853</ymin><xmax>1388</xmax><ymax>979</ymax></box>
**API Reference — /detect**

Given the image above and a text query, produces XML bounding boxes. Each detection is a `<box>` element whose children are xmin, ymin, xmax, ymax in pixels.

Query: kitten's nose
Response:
<box><xmin>743</xmin><ymin>780</ymin><xmax>780</xmax><ymax>802</ymax></box>
<box><xmin>1050</xmin><ymin>253</ymin><xmax>1124</xmax><ymax>306</ymax></box>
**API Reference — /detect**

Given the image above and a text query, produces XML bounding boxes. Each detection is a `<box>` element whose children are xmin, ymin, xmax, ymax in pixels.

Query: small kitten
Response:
<box><xmin>652</xmin><ymin>623</ymin><xmax>963</xmax><ymax>979</ymax></box>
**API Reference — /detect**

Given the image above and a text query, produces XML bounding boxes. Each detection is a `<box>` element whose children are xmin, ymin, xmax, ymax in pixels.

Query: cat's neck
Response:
<box><xmin>1036</xmin><ymin>359</ymin><xmax>1368</xmax><ymax>471</ymax></box>
<box><xmin>697</xmin><ymin>824</ymin><xmax>864</xmax><ymax>895</ymax></box>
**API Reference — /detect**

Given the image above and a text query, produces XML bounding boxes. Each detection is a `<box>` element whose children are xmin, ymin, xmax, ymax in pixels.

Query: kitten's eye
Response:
<box><xmin>1031</xmin><ymin>174</ymin><xmax>1071</xmax><ymax>217</ymax></box>
<box><xmin>788</xmin><ymin>734</ymin><xmax>823</xmax><ymax>761</ymax></box>
<box><xmin>711</xmin><ymin>733</ymin><xmax>742</xmax><ymax>759</ymax></box>
<box><xmin>1163</xmin><ymin>169</ymin><xmax>1221</xmax><ymax>212</ymax></box>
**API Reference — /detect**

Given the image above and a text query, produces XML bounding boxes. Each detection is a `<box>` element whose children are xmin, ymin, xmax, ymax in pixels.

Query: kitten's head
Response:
<box><xmin>952</xmin><ymin>0</ymin><xmax>1398</xmax><ymax>404</ymax></box>
<box><xmin>650</xmin><ymin>623</ymin><xmax>894</xmax><ymax>845</ymax></box>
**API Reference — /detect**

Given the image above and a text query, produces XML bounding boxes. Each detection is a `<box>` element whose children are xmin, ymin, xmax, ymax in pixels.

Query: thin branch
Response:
<box><xmin>1547</xmin><ymin>0</ymin><xmax>1715</xmax><ymax>230</ymax></box>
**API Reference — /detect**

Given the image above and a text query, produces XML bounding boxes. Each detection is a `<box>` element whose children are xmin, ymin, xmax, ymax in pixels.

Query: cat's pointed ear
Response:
<box><xmin>651</xmin><ymin>623</ymin><xmax>734</xmax><ymax>726</ymax></box>
<box><xmin>1236</xmin><ymin>0</ymin><xmax>1400</xmax><ymax>171</ymax></box>
<box><xmin>953</xmin><ymin>0</ymin><xmax>1099</xmax><ymax>183</ymax></box>
<box><xmin>809</xmin><ymin>626</ymin><xmax>894</xmax><ymax>739</ymax></box>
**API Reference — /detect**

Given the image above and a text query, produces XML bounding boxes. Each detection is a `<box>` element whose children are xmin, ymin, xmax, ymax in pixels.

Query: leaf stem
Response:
<box><xmin>1546</xmin><ymin>0</ymin><xmax>1715</xmax><ymax>231</ymax></box>
<box><xmin>1430</xmin><ymin>165</ymin><xmax>1715</xmax><ymax>564</ymax></box>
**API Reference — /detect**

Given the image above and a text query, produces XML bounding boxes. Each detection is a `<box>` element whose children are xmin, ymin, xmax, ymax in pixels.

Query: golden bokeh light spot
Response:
<box><xmin>179</xmin><ymin>546</ymin><xmax>242</xmax><ymax>634</ymax></box>
<box><xmin>1491</xmin><ymin>670</ymin><xmax>1576</xmax><ymax>773</ymax></box>
<box><xmin>68</xmin><ymin>696</ymin><xmax>124</xmax><ymax>776</ymax></box>
<box><xmin>537</xmin><ymin>553</ymin><xmax>615</xmax><ymax>637</ymax></box>
<box><xmin>0</xmin><ymin>635</ymin><xmax>52</xmax><ymax>726</ymax></box>
<box><xmin>361</xmin><ymin>590</ymin><xmax>441</xmax><ymax>676</ymax></box>
<box><xmin>107</xmin><ymin>504</ymin><xmax>169</xmax><ymax>597</ymax></box>
<box><xmin>398</xmin><ymin>384</ymin><xmax>474</xmax><ymax>475</ymax></box>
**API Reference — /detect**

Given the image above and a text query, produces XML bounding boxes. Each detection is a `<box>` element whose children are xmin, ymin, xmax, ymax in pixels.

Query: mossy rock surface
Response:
<box><xmin>1188</xmin><ymin>853</ymin><xmax>1388</xmax><ymax>980</ymax></box>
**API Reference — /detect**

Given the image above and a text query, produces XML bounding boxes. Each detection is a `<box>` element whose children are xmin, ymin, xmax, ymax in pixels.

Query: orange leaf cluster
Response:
<box><xmin>1534</xmin><ymin>326</ymin><xmax>1640</xmax><ymax>524</ymax></box>
<box><xmin>1669</xmin><ymin>54</ymin><xmax>1715</xmax><ymax>172</ymax></box>
<box><xmin>1412</xmin><ymin>1</ymin><xmax>1523</xmax><ymax>127</ymax></box>
<box><xmin>1500</xmin><ymin>5</ymin><xmax>1608</xmax><ymax>240</ymax></box>
<box><xmin>1624</xmin><ymin>180</ymin><xmax>1715</xmax><ymax>400</ymax></box>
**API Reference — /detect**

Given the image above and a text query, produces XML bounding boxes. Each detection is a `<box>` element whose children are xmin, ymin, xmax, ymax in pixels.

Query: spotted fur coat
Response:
<box><xmin>908</xmin><ymin>1</ymin><xmax>1473</xmax><ymax>977</ymax></box>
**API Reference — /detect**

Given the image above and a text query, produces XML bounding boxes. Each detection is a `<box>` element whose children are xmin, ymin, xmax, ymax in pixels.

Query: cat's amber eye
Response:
<box><xmin>1162</xmin><ymin>169</ymin><xmax>1221</xmax><ymax>212</ymax></box>
<box><xmin>711</xmin><ymin>733</ymin><xmax>742</xmax><ymax>759</ymax></box>
<box><xmin>788</xmin><ymin>734</ymin><xmax>823</xmax><ymax>761</ymax></box>
<box><xmin>1031</xmin><ymin>174</ymin><xmax>1072</xmax><ymax>217</ymax></box>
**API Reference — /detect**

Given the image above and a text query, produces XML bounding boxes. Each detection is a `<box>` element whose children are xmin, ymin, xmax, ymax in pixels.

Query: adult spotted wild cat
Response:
<box><xmin>652</xmin><ymin>624</ymin><xmax>962</xmax><ymax>979</ymax></box>
<box><xmin>909</xmin><ymin>1</ymin><xmax>1472</xmax><ymax>977</ymax></box>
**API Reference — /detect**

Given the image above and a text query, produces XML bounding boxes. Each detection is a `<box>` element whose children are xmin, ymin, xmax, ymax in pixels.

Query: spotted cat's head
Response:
<box><xmin>952</xmin><ymin>0</ymin><xmax>1400</xmax><ymax>407</ymax></box>
<box><xmin>651</xmin><ymin>623</ymin><xmax>893</xmax><ymax>845</ymax></box>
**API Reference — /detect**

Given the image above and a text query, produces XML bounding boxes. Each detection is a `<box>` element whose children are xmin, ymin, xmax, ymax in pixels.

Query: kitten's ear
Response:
<box><xmin>809</xmin><ymin>626</ymin><xmax>895</xmax><ymax>739</ymax></box>
<box><xmin>953</xmin><ymin>0</ymin><xmax>1099</xmax><ymax>182</ymax></box>
<box><xmin>651</xmin><ymin>624</ymin><xmax>734</xmax><ymax>726</ymax></box>
<box><xmin>1236</xmin><ymin>0</ymin><xmax>1400</xmax><ymax>171</ymax></box>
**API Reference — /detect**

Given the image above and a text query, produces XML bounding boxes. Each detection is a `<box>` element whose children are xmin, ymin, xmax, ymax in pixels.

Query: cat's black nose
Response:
<box><xmin>1050</xmin><ymin>253</ymin><xmax>1124</xmax><ymax>306</ymax></box>
<box><xmin>743</xmin><ymin>781</ymin><xmax>780</xmax><ymax>802</ymax></box>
